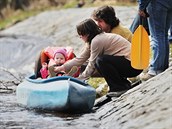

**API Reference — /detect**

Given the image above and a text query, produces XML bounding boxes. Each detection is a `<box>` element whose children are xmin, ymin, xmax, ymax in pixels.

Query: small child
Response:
<box><xmin>40</xmin><ymin>48</ymin><xmax>79</xmax><ymax>78</ymax></box>
<box><xmin>40</xmin><ymin>48</ymin><xmax>67</xmax><ymax>78</ymax></box>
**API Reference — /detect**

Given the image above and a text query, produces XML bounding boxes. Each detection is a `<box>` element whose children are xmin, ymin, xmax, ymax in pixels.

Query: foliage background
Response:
<box><xmin>0</xmin><ymin>0</ymin><xmax>137</xmax><ymax>29</ymax></box>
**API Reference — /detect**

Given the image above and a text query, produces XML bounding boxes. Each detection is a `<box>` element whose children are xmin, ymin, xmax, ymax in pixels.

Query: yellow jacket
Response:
<box><xmin>111</xmin><ymin>24</ymin><xmax>132</xmax><ymax>42</ymax></box>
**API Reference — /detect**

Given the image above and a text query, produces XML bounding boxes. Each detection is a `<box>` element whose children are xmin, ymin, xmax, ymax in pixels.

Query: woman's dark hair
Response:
<box><xmin>92</xmin><ymin>5</ymin><xmax>120</xmax><ymax>29</ymax></box>
<box><xmin>77</xmin><ymin>18</ymin><xmax>103</xmax><ymax>43</ymax></box>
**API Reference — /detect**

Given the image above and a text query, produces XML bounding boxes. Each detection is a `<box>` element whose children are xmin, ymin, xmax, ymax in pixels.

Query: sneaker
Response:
<box><xmin>106</xmin><ymin>90</ymin><xmax>127</xmax><ymax>97</ymax></box>
<box><xmin>131</xmin><ymin>79</ymin><xmax>142</xmax><ymax>87</ymax></box>
<box><xmin>140</xmin><ymin>73</ymin><xmax>155</xmax><ymax>81</ymax></box>
<box><xmin>96</xmin><ymin>82</ymin><xmax>109</xmax><ymax>97</ymax></box>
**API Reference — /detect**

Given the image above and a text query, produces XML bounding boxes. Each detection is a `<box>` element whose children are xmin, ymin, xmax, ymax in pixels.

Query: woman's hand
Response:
<box><xmin>54</xmin><ymin>65</ymin><xmax>65</xmax><ymax>73</ymax></box>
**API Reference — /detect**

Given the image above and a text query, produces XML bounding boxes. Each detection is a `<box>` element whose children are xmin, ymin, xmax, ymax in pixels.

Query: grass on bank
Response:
<box><xmin>0</xmin><ymin>6</ymin><xmax>63</xmax><ymax>30</ymax></box>
<box><xmin>0</xmin><ymin>10</ymin><xmax>39</xmax><ymax>30</ymax></box>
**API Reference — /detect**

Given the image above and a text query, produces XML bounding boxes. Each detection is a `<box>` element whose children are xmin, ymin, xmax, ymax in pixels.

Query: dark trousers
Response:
<box><xmin>95</xmin><ymin>55</ymin><xmax>142</xmax><ymax>92</ymax></box>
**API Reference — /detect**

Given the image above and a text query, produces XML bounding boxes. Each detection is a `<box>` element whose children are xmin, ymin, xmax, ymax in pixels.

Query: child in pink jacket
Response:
<box><xmin>40</xmin><ymin>48</ymin><xmax>67</xmax><ymax>78</ymax></box>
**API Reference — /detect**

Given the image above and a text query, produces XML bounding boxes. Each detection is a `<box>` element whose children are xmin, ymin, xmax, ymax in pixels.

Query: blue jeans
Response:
<box><xmin>147</xmin><ymin>0</ymin><xmax>172</xmax><ymax>75</ymax></box>
<box><xmin>169</xmin><ymin>25</ymin><xmax>172</xmax><ymax>42</ymax></box>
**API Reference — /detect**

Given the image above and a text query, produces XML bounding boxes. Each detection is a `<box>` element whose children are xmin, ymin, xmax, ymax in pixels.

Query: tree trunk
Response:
<box><xmin>0</xmin><ymin>0</ymin><xmax>8</xmax><ymax>19</ymax></box>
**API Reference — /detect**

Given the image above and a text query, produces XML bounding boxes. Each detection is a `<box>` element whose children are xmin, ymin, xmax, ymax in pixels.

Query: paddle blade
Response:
<box><xmin>131</xmin><ymin>25</ymin><xmax>150</xmax><ymax>69</ymax></box>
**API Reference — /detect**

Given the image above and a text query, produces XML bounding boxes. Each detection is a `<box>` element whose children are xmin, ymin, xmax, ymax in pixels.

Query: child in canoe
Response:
<box><xmin>40</xmin><ymin>48</ymin><xmax>78</xmax><ymax>78</ymax></box>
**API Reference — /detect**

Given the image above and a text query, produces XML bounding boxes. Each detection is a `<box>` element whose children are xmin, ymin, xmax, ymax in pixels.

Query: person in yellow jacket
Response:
<box><xmin>91</xmin><ymin>5</ymin><xmax>132</xmax><ymax>42</ymax></box>
<box><xmin>92</xmin><ymin>5</ymin><xmax>139</xmax><ymax>85</ymax></box>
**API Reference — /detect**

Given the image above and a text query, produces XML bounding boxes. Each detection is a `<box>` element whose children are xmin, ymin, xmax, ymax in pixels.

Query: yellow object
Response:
<box><xmin>111</xmin><ymin>24</ymin><xmax>132</xmax><ymax>42</ymax></box>
<box><xmin>131</xmin><ymin>25</ymin><xmax>150</xmax><ymax>69</ymax></box>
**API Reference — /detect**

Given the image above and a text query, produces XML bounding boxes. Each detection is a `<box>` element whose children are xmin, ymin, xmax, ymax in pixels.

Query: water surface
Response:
<box><xmin>0</xmin><ymin>92</ymin><xmax>99</xmax><ymax>129</ymax></box>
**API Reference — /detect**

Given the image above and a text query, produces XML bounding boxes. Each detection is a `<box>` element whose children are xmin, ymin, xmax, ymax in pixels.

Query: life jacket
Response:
<box><xmin>34</xmin><ymin>46</ymin><xmax>79</xmax><ymax>78</ymax></box>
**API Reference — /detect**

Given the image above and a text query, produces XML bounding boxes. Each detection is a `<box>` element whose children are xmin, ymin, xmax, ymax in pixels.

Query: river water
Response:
<box><xmin>0</xmin><ymin>92</ymin><xmax>100</xmax><ymax>129</ymax></box>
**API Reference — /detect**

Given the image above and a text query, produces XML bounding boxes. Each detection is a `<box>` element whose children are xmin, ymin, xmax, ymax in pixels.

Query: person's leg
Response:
<box><xmin>147</xmin><ymin>1</ymin><xmax>172</xmax><ymax>75</ymax></box>
<box><xmin>165</xmin><ymin>11</ymin><xmax>172</xmax><ymax>69</ymax></box>
<box><xmin>95</xmin><ymin>55</ymin><xmax>142</xmax><ymax>92</ymax></box>
<box><xmin>48</xmin><ymin>65</ymin><xmax>57</xmax><ymax>77</ymax></box>
<box><xmin>169</xmin><ymin>25</ymin><xmax>172</xmax><ymax>43</ymax></box>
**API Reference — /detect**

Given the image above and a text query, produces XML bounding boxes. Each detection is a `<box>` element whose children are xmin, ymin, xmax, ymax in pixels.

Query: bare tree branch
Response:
<box><xmin>0</xmin><ymin>67</ymin><xmax>25</xmax><ymax>92</ymax></box>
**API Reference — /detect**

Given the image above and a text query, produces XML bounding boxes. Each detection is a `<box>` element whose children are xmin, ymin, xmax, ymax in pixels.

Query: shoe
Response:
<box><xmin>140</xmin><ymin>73</ymin><xmax>155</xmax><ymax>81</ymax></box>
<box><xmin>128</xmin><ymin>76</ymin><xmax>141</xmax><ymax>84</ymax></box>
<box><xmin>66</xmin><ymin>66</ymin><xmax>78</xmax><ymax>77</ymax></box>
<box><xmin>106</xmin><ymin>90</ymin><xmax>127</xmax><ymax>97</ymax></box>
<box><xmin>96</xmin><ymin>82</ymin><xmax>109</xmax><ymax>97</ymax></box>
<box><xmin>131</xmin><ymin>79</ymin><xmax>142</xmax><ymax>87</ymax></box>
